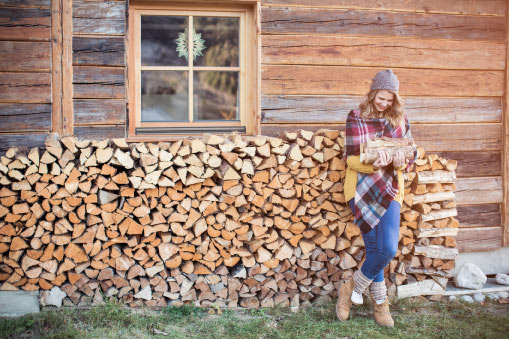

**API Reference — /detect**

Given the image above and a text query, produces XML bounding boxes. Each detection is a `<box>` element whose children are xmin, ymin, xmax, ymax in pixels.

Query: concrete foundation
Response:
<box><xmin>453</xmin><ymin>247</ymin><xmax>509</xmax><ymax>276</ymax></box>
<box><xmin>0</xmin><ymin>291</ymin><xmax>40</xmax><ymax>317</ymax></box>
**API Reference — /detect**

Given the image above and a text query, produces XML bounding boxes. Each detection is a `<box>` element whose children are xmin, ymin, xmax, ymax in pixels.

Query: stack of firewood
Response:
<box><xmin>0</xmin><ymin>130</ymin><xmax>458</xmax><ymax>307</ymax></box>
<box><xmin>395</xmin><ymin>148</ymin><xmax>459</xmax><ymax>297</ymax></box>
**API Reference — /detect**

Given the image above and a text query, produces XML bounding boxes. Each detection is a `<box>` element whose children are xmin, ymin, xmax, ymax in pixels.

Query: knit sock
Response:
<box><xmin>353</xmin><ymin>270</ymin><xmax>373</xmax><ymax>296</ymax></box>
<box><xmin>370</xmin><ymin>281</ymin><xmax>387</xmax><ymax>304</ymax></box>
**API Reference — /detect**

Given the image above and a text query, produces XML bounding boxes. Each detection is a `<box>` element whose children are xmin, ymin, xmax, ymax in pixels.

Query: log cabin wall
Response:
<box><xmin>72</xmin><ymin>0</ymin><xmax>127</xmax><ymax>140</ymax></box>
<box><xmin>259</xmin><ymin>0</ymin><xmax>508</xmax><ymax>253</ymax></box>
<box><xmin>0</xmin><ymin>0</ymin><xmax>52</xmax><ymax>154</ymax></box>
<box><xmin>0</xmin><ymin>0</ymin><xmax>508</xmax><ymax>254</ymax></box>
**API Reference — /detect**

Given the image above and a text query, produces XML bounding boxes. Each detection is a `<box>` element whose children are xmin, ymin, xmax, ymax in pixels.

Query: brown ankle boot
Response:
<box><xmin>336</xmin><ymin>276</ymin><xmax>354</xmax><ymax>321</ymax></box>
<box><xmin>372</xmin><ymin>298</ymin><xmax>394</xmax><ymax>327</ymax></box>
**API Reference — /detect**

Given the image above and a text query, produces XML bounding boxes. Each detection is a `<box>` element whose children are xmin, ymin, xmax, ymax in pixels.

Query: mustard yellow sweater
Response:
<box><xmin>344</xmin><ymin>155</ymin><xmax>405</xmax><ymax>205</ymax></box>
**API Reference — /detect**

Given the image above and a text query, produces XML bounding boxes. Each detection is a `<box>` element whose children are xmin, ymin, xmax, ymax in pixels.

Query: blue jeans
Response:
<box><xmin>348</xmin><ymin>199</ymin><xmax>400</xmax><ymax>282</ymax></box>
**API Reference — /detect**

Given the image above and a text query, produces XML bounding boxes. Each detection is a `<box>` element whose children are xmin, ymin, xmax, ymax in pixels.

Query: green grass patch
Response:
<box><xmin>1</xmin><ymin>298</ymin><xmax>508</xmax><ymax>339</ymax></box>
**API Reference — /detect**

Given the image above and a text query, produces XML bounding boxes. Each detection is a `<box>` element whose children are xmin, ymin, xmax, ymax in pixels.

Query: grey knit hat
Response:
<box><xmin>370</xmin><ymin>69</ymin><xmax>399</xmax><ymax>93</ymax></box>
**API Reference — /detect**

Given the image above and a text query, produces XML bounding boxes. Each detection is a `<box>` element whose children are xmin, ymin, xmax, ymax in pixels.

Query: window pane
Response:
<box><xmin>193</xmin><ymin>71</ymin><xmax>239</xmax><ymax>121</ymax></box>
<box><xmin>193</xmin><ymin>17</ymin><xmax>239</xmax><ymax>67</ymax></box>
<box><xmin>141</xmin><ymin>16</ymin><xmax>188</xmax><ymax>66</ymax></box>
<box><xmin>141</xmin><ymin>71</ymin><xmax>188</xmax><ymax>122</ymax></box>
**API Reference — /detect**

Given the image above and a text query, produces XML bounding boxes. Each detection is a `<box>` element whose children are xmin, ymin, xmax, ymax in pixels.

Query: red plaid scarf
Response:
<box><xmin>345</xmin><ymin>109</ymin><xmax>414</xmax><ymax>232</ymax></box>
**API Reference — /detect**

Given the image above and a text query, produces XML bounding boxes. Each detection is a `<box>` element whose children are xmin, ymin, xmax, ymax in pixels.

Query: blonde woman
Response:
<box><xmin>336</xmin><ymin>69</ymin><xmax>415</xmax><ymax>326</ymax></box>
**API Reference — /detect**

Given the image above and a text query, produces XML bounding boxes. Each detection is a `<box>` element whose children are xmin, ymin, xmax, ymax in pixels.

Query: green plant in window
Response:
<box><xmin>175</xmin><ymin>28</ymin><xmax>206</xmax><ymax>62</ymax></box>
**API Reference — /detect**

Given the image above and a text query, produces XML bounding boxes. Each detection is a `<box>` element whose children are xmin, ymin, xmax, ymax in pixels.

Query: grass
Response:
<box><xmin>1</xmin><ymin>298</ymin><xmax>508</xmax><ymax>339</ymax></box>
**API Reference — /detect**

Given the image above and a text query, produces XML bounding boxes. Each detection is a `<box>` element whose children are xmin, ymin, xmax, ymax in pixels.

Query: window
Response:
<box><xmin>128</xmin><ymin>1</ymin><xmax>259</xmax><ymax>139</ymax></box>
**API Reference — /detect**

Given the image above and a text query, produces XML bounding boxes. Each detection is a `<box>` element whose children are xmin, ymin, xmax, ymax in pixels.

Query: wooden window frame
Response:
<box><xmin>127</xmin><ymin>0</ymin><xmax>260</xmax><ymax>141</ymax></box>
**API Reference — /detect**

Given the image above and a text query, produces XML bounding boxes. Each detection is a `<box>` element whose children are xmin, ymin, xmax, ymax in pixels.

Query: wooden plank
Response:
<box><xmin>503</xmin><ymin>4</ymin><xmax>509</xmax><ymax>246</ymax></box>
<box><xmin>397</xmin><ymin>279</ymin><xmax>444</xmax><ymax>299</ymax></box>
<box><xmin>73</xmin><ymin>66</ymin><xmax>125</xmax><ymax>99</ymax></box>
<box><xmin>73</xmin><ymin>0</ymin><xmax>125</xmax><ymax>35</ymax></box>
<box><xmin>457</xmin><ymin>204</ymin><xmax>501</xmax><ymax>228</ymax></box>
<box><xmin>0</xmin><ymin>41</ymin><xmax>51</xmax><ymax>71</ymax></box>
<box><xmin>0</xmin><ymin>0</ymin><xmax>50</xmax><ymax>8</ymax></box>
<box><xmin>262</xmin><ymin>66</ymin><xmax>504</xmax><ymax>97</ymax></box>
<box><xmin>261</xmin><ymin>96</ymin><xmax>502</xmax><ymax>124</ymax></box>
<box><xmin>436</xmin><ymin>151</ymin><xmax>501</xmax><ymax>178</ymax></box>
<box><xmin>412</xmin><ymin>191</ymin><xmax>455</xmax><ymax>204</ymax></box>
<box><xmin>62</xmin><ymin>0</ymin><xmax>73</xmax><ymax>136</ymax></box>
<box><xmin>51</xmin><ymin>0</ymin><xmax>62</xmax><ymax>134</ymax></box>
<box><xmin>73</xmin><ymin>37</ymin><xmax>125</xmax><ymax>66</ymax></box>
<box><xmin>261</xmin><ymin>7</ymin><xmax>506</xmax><ymax>41</ymax></box>
<box><xmin>411</xmin><ymin>124</ymin><xmax>501</xmax><ymax>152</ymax></box>
<box><xmin>416</xmin><ymin>228</ymin><xmax>459</xmax><ymax>238</ymax></box>
<box><xmin>455</xmin><ymin>177</ymin><xmax>503</xmax><ymax>205</ymax></box>
<box><xmin>0</xmin><ymin>132</ymin><xmax>46</xmax><ymax>155</ymax></box>
<box><xmin>0</xmin><ymin>7</ymin><xmax>51</xmax><ymax>41</ymax></box>
<box><xmin>420</xmin><ymin>209</ymin><xmax>458</xmax><ymax>222</ymax></box>
<box><xmin>456</xmin><ymin>226</ymin><xmax>502</xmax><ymax>252</ymax></box>
<box><xmin>74</xmin><ymin>99</ymin><xmax>126</xmax><ymax>125</ymax></box>
<box><xmin>0</xmin><ymin>72</ymin><xmax>51</xmax><ymax>103</ymax></box>
<box><xmin>416</xmin><ymin>172</ymin><xmax>456</xmax><ymax>185</ymax></box>
<box><xmin>262</xmin><ymin>35</ymin><xmax>506</xmax><ymax>70</ymax></box>
<box><xmin>262</xmin><ymin>0</ymin><xmax>507</xmax><ymax>16</ymax></box>
<box><xmin>0</xmin><ymin>103</ymin><xmax>51</xmax><ymax>131</ymax></box>
<box><xmin>74</xmin><ymin>125</ymin><xmax>125</xmax><ymax>140</ymax></box>
<box><xmin>413</xmin><ymin>245</ymin><xmax>458</xmax><ymax>259</ymax></box>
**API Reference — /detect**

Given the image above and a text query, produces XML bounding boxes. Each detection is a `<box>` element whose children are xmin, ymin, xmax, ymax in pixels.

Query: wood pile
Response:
<box><xmin>396</xmin><ymin>148</ymin><xmax>459</xmax><ymax>298</ymax></box>
<box><xmin>0</xmin><ymin>131</ymin><xmax>458</xmax><ymax>308</ymax></box>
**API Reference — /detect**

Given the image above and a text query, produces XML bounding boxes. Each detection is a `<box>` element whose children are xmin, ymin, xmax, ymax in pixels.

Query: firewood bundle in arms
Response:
<box><xmin>360</xmin><ymin>137</ymin><xmax>416</xmax><ymax>164</ymax></box>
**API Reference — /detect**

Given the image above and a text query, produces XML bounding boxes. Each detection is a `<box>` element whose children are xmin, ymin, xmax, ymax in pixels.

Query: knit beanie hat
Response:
<box><xmin>370</xmin><ymin>69</ymin><xmax>399</xmax><ymax>93</ymax></box>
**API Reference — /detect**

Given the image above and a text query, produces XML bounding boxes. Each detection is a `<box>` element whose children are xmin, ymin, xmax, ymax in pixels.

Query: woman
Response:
<box><xmin>336</xmin><ymin>69</ymin><xmax>415</xmax><ymax>327</ymax></box>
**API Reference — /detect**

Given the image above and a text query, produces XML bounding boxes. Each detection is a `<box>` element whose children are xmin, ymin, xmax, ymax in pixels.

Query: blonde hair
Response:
<box><xmin>359</xmin><ymin>90</ymin><xmax>405</xmax><ymax>128</ymax></box>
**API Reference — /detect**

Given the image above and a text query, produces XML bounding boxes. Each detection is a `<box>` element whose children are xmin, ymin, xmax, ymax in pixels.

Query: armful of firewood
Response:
<box><xmin>360</xmin><ymin>137</ymin><xmax>417</xmax><ymax>164</ymax></box>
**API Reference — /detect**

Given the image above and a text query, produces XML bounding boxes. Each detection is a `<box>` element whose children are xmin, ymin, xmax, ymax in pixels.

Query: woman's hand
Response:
<box><xmin>393</xmin><ymin>151</ymin><xmax>407</xmax><ymax>168</ymax></box>
<box><xmin>373</xmin><ymin>150</ymin><xmax>392</xmax><ymax>170</ymax></box>
<box><xmin>392</xmin><ymin>151</ymin><xmax>407</xmax><ymax>168</ymax></box>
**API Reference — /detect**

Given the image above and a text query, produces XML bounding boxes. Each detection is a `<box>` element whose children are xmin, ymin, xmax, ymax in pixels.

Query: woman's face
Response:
<box><xmin>373</xmin><ymin>90</ymin><xmax>394</xmax><ymax>113</ymax></box>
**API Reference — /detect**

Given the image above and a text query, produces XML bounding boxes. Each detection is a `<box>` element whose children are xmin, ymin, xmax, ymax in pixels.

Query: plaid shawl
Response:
<box><xmin>345</xmin><ymin>109</ymin><xmax>414</xmax><ymax>233</ymax></box>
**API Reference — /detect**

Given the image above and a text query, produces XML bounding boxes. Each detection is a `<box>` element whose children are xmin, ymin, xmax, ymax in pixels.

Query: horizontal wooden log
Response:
<box><xmin>0</xmin><ymin>7</ymin><xmax>51</xmax><ymax>41</ymax></box>
<box><xmin>73</xmin><ymin>37</ymin><xmax>125</xmax><ymax>67</ymax></box>
<box><xmin>397</xmin><ymin>279</ymin><xmax>444</xmax><ymax>298</ymax></box>
<box><xmin>262</xmin><ymin>0</ymin><xmax>507</xmax><ymax>16</ymax></box>
<box><xmin>412</xmin><ymin>191</ymin><xmax>455</xmax><ymax>205</ymax></box>
<box><xmin>417</xmin><ymin>171</ymin><xmax>456</xmax><ymax>185</ymax></box>
<box><xmin>416</xmin><ymin>228</ymin><xmax>459</xmax><ymax>238</ymax></box>
<box><xmin>413</xmin><ymin>245</ymin><xmax>459</xmax><ymax>259</ymax></box>
<box><xmin>456</xmin><ymin>226</ymin><xmax>502</xmax><ymax>252</ymax></box>
<box><xmin>74</xmin><ymin>99</ymin><xmax>126</xmax><ymax>125</ymax></box>
<box><xmin>0</xmin><ymin>132</ymin><xmax>46</xmax><ymax>155</ymax></box>
<box><xmin>73</xmin><ymin>66</ymin><xmax>125</xmax><ymax>99</ymax></box>
<box><xmin>261</xmin><ymin>7</ymin><xmax>506</xmax><ymax>41</ymax></box>
<box><xmin>262</xmin><ymin>35</ymin><xmax>506</xmax><ymax>70</ymax></box>
<box><xmin>420</xmin><ymin>209</ymin><xmax>457</xmax><ymax>222</ymax></box>
<box><xmin>74</xmin><ymin>125</ymin><xmax>125</xmax><ymax>140</ymax></box>
<box><xmin>0</xmin><ymin>41</ymin><xmax>51</xmax><ymax>71</ymax></box>
<box><xmin>0</xmin><ymin>0</ymin><xmax>50</xmax><ymax>7</ymax></box>
<box><xmin>436</xmin><ymin>151</ymin><xmax>501</xmax><ymax>178</ymax></box>
<box><xmin>411</xmin><ymin>124</ymin><xmax>501</xmax><ymax>152</ymax></box>
<box><xmin>73</xmin><ymin>0</ymin><xmax>125</xmax><ymax>35</ymax></box>
<box><xmin>455</xmin><ymin>177</ymin><xmax>503</xmax><ymax>205</ymax></box>
<box><xmin>262</xmin><ymin>66</ymin><xmax>504</xmax><ymax>97</ymax></box>
<box><xmin>261</xmin><ymin>96</ymin><xmax>502</xmax><ymax>124</ymax></box>
<box><xmin>0</xmin><ymin>103</ymin><xmax>51</xmax><ymax>131</ymax></box>
<box><xmin>457</xmin><ymin>204</ymin><xmax>501</xmax><ymax>228</ymax></box>
<box><xmin>0</xmin><ymin>72</ymin><xmax>51</xmax><ymax>103</ymax></box>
